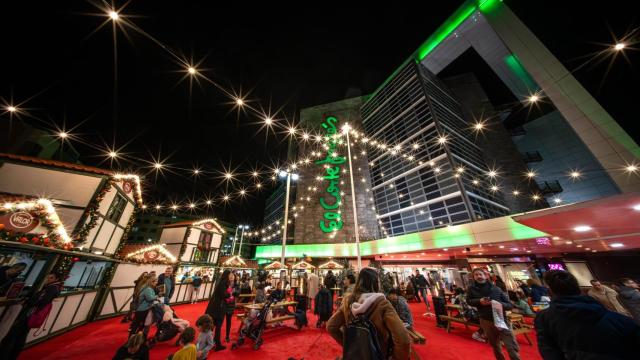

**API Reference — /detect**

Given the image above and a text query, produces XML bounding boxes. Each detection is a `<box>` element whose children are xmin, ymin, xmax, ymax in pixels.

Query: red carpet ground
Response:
<box><xmin>21</xmin><ymin>301</ymin><xmax>543</xmax><ymax>359</ymax></box>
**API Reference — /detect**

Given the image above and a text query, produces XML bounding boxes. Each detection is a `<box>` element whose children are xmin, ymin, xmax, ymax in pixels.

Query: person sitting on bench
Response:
<box><xmin>387</xmin><ymin>288</ymin><xmax>413</xmax><ymax>329</ymax></box>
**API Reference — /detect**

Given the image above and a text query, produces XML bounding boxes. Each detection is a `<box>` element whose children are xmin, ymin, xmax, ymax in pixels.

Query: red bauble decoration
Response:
<box><xmin>31</xmin><ymin>237</ymin><xmax>40</xmax><ymax>244</ymax></box>
<box><xmin>43</xmin><ymin>238</ymin><xmax>50</xmax><ymax>245</ymax></box>
<box><xmin>19</xmin><ymin>237</ymin><xmax>28</xmax><ymax>243</ymax></box>
<box><xmin>0</xmin><ymin>224</ymin><xmax>5</xmax><ymax>231</ymax></box>
<box><xmin>72</xmin><ymin>257</ymin><xmax>80</xmax><ymax>262</ymax></box>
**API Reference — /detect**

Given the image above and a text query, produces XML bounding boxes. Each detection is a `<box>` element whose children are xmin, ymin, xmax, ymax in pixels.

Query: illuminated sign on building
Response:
<box><xmin>547</xmin><ymin>263</ymin><xmax>565</xmax><ymax>271</ymax></box>
<box><xmin>316</xmin><ymin>116</ymin><xmax>345</xmax><ymax>234</ymax></box>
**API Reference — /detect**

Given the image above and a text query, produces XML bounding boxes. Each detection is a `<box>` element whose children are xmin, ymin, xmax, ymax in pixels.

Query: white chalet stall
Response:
<box><xmin>0</xmin><ymin>153</ymin><xmax>143</xmax><ymax>346</ymax></box>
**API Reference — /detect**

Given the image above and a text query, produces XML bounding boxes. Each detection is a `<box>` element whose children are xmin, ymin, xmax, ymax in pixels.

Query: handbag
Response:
<box><xmin>27</xmin><ymin>303</ymin><xmax>53</xmax><ymax>329</ymax></box>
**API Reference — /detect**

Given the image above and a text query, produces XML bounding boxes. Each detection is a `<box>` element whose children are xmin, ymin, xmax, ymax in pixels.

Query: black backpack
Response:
<box><xmin>192</xmin><ymin>277</ymin><xmax>202</xmax><ymax>287</ymax></box>
<box><xmin>343</xmin><ymin>299</ymin><xmax>386</xmax><ymax>360</ymax></box>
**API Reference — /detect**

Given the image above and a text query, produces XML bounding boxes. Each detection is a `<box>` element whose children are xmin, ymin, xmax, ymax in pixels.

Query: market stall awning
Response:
<box><xmin>264</xmin><ymin>261</ymin><xmax>288</xmax><ymax>270</ymax></box>
<box><xmin>318</xmin><ymin>260</ymin><xmax>344</xmax><ymax>269</ymax></box>
<box><xmin>219</xmin><ymin>255</ymin><xmax>258</xmax><ymax>269</ymax></box>
<box><xmin>291</xmin><ymin>260</ymin><xmax>315</xmax><ymax>270</ymax></box>
<box><xmin>119</xmin><ymin>244</ymin><xmax>177</xmax><ymax>264</ymax></box>
<box><xmin>513</xmin><ymin>193</ymin><xmax>640</xmax><ymax>251</ymax></box>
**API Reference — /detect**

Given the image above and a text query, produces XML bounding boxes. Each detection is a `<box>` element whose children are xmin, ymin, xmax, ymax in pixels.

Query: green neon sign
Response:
<box><xmin>316</xmin><ymin>116</ymin><xmax>345</xmax><ymax>234</ymax></box>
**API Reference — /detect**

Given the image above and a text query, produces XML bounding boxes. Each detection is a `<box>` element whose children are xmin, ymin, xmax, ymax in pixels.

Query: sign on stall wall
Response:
<box><xmin>0</xmin><ymin>211</ymin><xmax>40</xmax><ymax>233</ymax></box>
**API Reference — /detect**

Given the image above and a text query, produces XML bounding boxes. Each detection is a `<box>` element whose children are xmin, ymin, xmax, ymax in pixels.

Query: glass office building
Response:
<box><xmin>362</xmin><ymin>60</ymin><xmax>509</xmax><ymax>237</ymax></box>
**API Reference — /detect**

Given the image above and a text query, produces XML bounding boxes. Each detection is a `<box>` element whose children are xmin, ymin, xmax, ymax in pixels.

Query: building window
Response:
<box><xmin>106</xmin><ymin>193</ymin><xmax>127</xmax><ymax>223</ymax></box>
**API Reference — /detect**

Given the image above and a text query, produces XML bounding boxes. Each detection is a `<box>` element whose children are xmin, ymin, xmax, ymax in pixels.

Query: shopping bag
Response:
<box><xmin>491</xmin><ymin>300</ymin><xmax>508</xmax><ymax>330</ymax></box>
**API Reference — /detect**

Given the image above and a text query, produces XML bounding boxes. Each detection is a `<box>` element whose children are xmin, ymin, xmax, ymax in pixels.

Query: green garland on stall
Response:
<box><xmin>114</xmin><ymin>207</ymin><xmax>138</xmax><ymax>258</ymax></box>
<box><xmin>0</xmin><ymin>207</ymin><xmax>73</xmax><ymax>251</ymax></box>
<box><xmin>72</xmin><ymin>179</ymin><xmax>116</xmax><ymax>244</ymax></box>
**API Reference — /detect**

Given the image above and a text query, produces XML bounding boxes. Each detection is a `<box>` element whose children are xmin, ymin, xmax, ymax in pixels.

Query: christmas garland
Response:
<box><xmin>72</xmin><ymin>179</ymin><xmax>115</xmax><ymax>244</ymax></box>
<box><xmin>114</xmin><ymin>207</ymin><xmax>138</xmax><ymax>257</ymax></box>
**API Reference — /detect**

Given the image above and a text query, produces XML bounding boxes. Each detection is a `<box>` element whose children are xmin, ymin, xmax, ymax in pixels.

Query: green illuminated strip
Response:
<box><xmin>415</xmin><ymin>4</ymin><xmax>476</xmax><ymax>61</ymax></box>
<box><xmin>504</xmin><ymin>54</ymin><xmax>539</xmax><ymax>92</ymax></box>
<box><xmin>255</xmin><ymin>217</ymin><xmax>547</xmax><ymax>258</ymax></box>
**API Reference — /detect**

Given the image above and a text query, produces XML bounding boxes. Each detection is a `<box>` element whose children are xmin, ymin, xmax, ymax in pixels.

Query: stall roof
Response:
<box><xmin>163</xmin><ymin>218</ymin><xmax>225</xmax><ymax>233</ymax></box>
<box><xmin>0</xmin><ymin>153</ymin><xmax>113</xmax><ymax>176</ymax></box>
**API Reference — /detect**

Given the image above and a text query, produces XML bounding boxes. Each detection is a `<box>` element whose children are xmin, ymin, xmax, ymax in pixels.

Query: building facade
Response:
<box><xmin>291</xmin><ymin>97</ymin><xmax>381</xmax><ymax>244</ymax></box>
<box><xmin>362</xmin><ymin>61</ymin><xmax>510</xmax><ymax>237</ymax></box>
<box><xmin>415</xmin><ymin>0</ymin><xmax>639</xmax><ymax>203</ymax></box>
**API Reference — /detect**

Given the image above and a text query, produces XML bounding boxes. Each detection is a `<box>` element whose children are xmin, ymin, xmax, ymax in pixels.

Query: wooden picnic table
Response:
<box><xmin>442</xmin><ymin>304</ymin><xmax>532</xmax><ymax>345</ymax></box>
<box><xmin>243</xmin><ymin>300</ymin><xmax>298</xmax><ymax>311</ymax></box>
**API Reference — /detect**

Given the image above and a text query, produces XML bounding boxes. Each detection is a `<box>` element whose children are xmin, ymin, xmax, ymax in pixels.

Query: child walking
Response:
<box><xmin>168</xmin><ymin>327</ymin><xmax>196</xmax><ymax>360</ymax></box>
<box><xmin>195</xmin><ymin>315</ymin><xmax>215</xmax><ymax>360</ymax></box>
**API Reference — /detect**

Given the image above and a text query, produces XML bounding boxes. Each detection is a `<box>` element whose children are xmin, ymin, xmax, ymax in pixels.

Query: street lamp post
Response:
<box><xmin>238</xmin><ymin>225</ymin><xmax>248</xmax><ymax>256</ymax></box>
<box><xmin>231</xmin><ymin>226</ymin><xmax>239</xmax><ymax>254</ymax></box>
<box><xmin>342</xmin><ymin>123</ymin><xmax>362</xmax><ymax>270</ymax></box>
<box><xmin>279</xmin><ymin>170</ymin><xmax>299</xmax><ymax>266</ymax></box>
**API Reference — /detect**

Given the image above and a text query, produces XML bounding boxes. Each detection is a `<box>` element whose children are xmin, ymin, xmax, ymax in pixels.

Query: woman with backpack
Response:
<box><xmin>0</xmin><ymin>271</ymin><xmax>63</xmax><ymax>360</ymax></box>
<box><xmin>326</xmin><ymin>267</ymin><xmax>411</xmax><ymax>360</ymax></box>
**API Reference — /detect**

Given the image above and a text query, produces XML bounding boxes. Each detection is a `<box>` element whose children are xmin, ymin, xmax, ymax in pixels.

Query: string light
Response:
<box><xmin>187</xmin><ymin>66</ymin><xmax>197</xmax><ymax>75</ymax></box>
<box><xmin>108</xmin><ymin>10</ymin><xmax>119</xmax><ymax>21</ymax></box>
<box><xmin>235</xmin><ymin>97</ymin><xmax>245</xmax><ymax>106</ymax></box>
<box><xmin>7</xmin><ymin>106</ymin><xmax>17</xmax><ymax>112</ymax></box>
<box><xmin>614</xmin><ymin>43</ymin><xmax>626</xmax><ymax>51</ymax></box>
<box><xmin>526</xmin><ymin>171</ymin><xmax>536</xmax><ymax>178</ymax></box>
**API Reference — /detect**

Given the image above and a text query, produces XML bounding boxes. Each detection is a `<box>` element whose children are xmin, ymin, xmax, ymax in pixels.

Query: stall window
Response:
<box><xmin>106</xmin><ymin>193</ymin><xmax>127</xmax><ymax>223</ymax></box>
<box><xmin>63</xmin><ymin>260</ymin><xmax>113</xmax><ymax>292</ymax></box>
<box><xmin>0</xmin><ymin>249</ymin><xmax>53</xmax><ymax>298</ymax></box>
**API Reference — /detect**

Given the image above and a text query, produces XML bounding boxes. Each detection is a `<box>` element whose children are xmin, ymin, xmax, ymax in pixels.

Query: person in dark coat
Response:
<box><xmin>314</xmin><ymin>285</ymin><xmax>333</xmax><ymax>328</ymax></box>
<box><xmin>205</xmin><ymin>269</ymin><xmax>232</xmax><ymax>352</ymax></box>
<box><xmin>0</xmin><ymin>272</ymin><xmax>63</xmax><ymax>360</ymax></box>
<box><xmin>157</xmin><ymin>267</ymin><xmax>175</xmax><ymax>305</ymax></box>
<box><xmin>324</xmin><ymin>270</ymin><xmax>337</xmax><ymax>298</ymax></box>
<box><xmin>0</xmin><ymin>262</ymin><xmax>27</xmax><ymax>297</ymax></box>
<box><xmin>527</xmin><ymin>278</ymin><xmax>549</xmax><ymax>303</ymax></box>
<box><xmin>467</xmin><ymin>268</ymin><xmax>520</xmax><ymax>360</ymax></box>
<box><xmin>617</xmin><ymin>278</ymin><xmax>640</xmax><ymax>325</ymax></box>
<box><xmin>414</xmin><ymin>269</ymin><xmax>431</xmax><ymax>311</ymax></box>
<box><xmin>535</xmin><ymin>271</ymin><xmax>640</xmax><ymax>360</ymax></box>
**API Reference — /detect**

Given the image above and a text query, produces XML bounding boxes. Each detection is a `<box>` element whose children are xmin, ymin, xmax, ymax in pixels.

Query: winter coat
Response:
<box><xmin>414</xmin><ymin>274</ymin><xmax>429</xmax><ymax>289</ymax></box>
<box><xmin>535</xmin><ymin>295</ymin><xmax>640</xmax><ymax>360</ymax></box>
<box><xmin>587</xmin><ymin>286</ymin><xmax>631</xmax><ymax>316</ymax></box>
<box><xmin>307</xmin><ymin>273</ymin><xmax>319</xmax><ymax>299</ymax></box>
<box><xmin>314</xmin><ymin>287</ymin><xmax>333</xmax><ymax>321</ymax></box>
<box><xmin>327</xmin><ymin>292</ymin><xmax>411</xmax><ymax>360</ymax></box>
<box><xmin>391</xmin><ymin>296</ymin><xmax>413</xmax><ymax>327</ymax></box>
<box><xmin>324</xmin><ymin>273</ymin><xmax>336</xmax><ymax>290</ymax></box>
<box><xmin>617</xmin><ymin>286</ymin><xmax>640</xmax><ymax>325</ymax></box>
<box><xmin>136</xmin><ymin>286</ymin><xmax>157</xmax><ymax>312</ymax></box>
<box><xmin>157</xmin><ymin>273</ymin><xmax>175</xmax><ymax>299</ymax></box>
<box><xmin>466</xmin><ymin>281</ymin><xmax>513</xmax><ymax>321</ymax></box>
<box><xmin>205</xmin><ymin>281</ymin><xmax>228</xmax><ymax>320</ymax></box>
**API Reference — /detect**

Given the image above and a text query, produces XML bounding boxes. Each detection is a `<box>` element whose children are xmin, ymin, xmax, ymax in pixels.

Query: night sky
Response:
<box><xmin>2</xmin><ymin>1</ymin><xmax>639</xmax><ymax>225</ymax></box>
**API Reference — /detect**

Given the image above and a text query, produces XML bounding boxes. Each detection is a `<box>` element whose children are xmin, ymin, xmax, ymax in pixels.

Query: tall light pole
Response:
<box><xmin>231</xmin><ymin>226</ymin><xmax>240</xmax><ymax>254</ymax></box>
<box><xmin>342</xmin><ymin>123</ymin><xmax>361</xmax><ymax>270</ymax></box>
<box><xmin>279</xmin><ymin>169</ymin><xmax>299</xmax><ymax>265</ymax></box>
<box><xmin>238</xmin><ymin>225</ymin><xmax>249</xmax><ymax>256</ymax></box>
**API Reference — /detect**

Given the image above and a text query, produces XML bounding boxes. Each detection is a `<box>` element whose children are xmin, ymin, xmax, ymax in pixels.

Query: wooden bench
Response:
<box><xmin>406</xmin><ymin>328</ymin><xmax>426</xmax><ymax>344</ymax></box>
<box><xmin>266</xmin><ymin>314</ymin><xmax>296</xmax><ymax>324</ymax></box>
<box><xmin>438</xmin><ymin>315</ymin><xmax>533</xmax><ymax>346</ymax></box>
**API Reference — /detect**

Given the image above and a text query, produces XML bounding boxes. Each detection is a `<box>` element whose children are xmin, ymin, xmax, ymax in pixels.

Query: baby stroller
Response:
<box><xmin>293</xmin><ymin>294</ymin><xmax>308</xmax><ymax>330</ymax></box>
<box><xmin>231</xmin><ymin>295</ymin><xmax>277</xmax><ymax>350</ymax></box>
<box><xmin>148</xmin><ymin>304</ymin><xmax>190</xmax><ymax>348</ymax></box>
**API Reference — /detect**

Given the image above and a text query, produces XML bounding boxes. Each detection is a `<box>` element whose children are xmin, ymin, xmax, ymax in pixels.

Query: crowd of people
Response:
<box><xmin>111</xmin><ymin>264</ymin><xmax>640</xmax><ymax>360</ymax></box>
